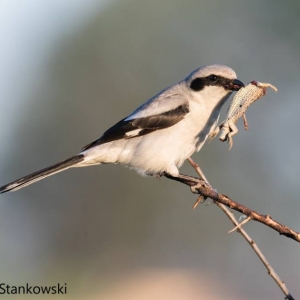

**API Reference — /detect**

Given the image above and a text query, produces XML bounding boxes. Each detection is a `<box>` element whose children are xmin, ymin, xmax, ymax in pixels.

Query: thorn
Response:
<box><xmin>192</xmin><ymin>195</ymin><xmax>206</xmax><ymax>209</ymax></box>
<box><xmin>228</xmin><ymin>216</ymin><xmax>252</xmax><ymax>233</ymax></box>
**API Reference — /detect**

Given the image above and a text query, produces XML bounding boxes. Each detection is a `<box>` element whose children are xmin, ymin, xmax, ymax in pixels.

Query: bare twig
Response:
<box><xmin>185</xmin><ymin>157</ymin><xmax>294</xmax><ymax>300</ymax></box>
<box><xmin>228</xmin><ymin>216</ymin><xmax>251</xmax><ymax>233</ymax></box>
<box><xmin>165</xmin><ymin>172</ymin><xmax>300</xmax><ymax>244</ymax></box>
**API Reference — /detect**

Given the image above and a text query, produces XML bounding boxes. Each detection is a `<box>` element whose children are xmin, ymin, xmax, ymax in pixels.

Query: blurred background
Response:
<box><xmin>0</xmin><ymin>0</ymin><xmax>299</xmax><ymax>299</ymax></box>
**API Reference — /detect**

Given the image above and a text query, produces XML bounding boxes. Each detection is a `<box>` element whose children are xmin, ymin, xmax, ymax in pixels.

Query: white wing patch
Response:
<box><xmin>125</xmin><ymin>129</ymin><xmax>143</xmax><ymax>138</ymax></box>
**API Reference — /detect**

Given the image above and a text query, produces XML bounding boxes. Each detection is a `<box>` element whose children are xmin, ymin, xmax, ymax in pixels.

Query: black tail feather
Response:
<box><xmin>0</xmin><ymin>155</ymin><xmax>84</xmax><ymax>193</ymax></box>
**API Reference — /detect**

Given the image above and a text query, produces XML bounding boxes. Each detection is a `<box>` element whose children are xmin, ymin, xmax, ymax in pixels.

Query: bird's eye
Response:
<box><xmin>208</xmin><ymin>75</ymin><xmax>218</xmax><ymax>82</ymax></box>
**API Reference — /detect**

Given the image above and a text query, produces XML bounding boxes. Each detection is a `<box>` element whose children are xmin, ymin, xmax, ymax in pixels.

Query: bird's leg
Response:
<box><xmin>164</xmin><ymin>164</ymin><xmax>213</xmax><ymax>209</ymax></box>
<box><xmin>186</xmin><ymin>157</ymin><xmax>215</xmax><ymax>208</ymax></box>
<box><xmin>163</xmin><ymin>173</ymin><xmax>206</xmax><ymax>187</ymax></box>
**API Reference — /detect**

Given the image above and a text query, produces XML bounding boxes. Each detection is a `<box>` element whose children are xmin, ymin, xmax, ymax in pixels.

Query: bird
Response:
<box><xmin>0</xmin><ymin>64</ymin><xmax>244</xmax><ymax>193</ymax></box>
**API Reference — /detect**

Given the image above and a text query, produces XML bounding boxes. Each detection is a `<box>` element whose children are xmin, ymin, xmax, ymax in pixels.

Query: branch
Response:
<box><xmin>185</xmin><ymin>158</ymin><xmax>294</xmax><ymax>300</ymax></box>
<box><xmin>165</xmin><ymin>173</ymin><xmax>300</xmax><ymax>243</ymax></box>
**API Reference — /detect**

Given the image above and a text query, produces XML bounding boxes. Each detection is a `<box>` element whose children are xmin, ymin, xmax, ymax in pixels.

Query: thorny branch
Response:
<box><xmin>185</xmin><ymin>157</ymin><xmax>294</xmax><ymax>300</ymax></box>
<box><xmin>165</xmin><ymin>172</ymin><xmax>300</xmax><ymax>243</ymax></box>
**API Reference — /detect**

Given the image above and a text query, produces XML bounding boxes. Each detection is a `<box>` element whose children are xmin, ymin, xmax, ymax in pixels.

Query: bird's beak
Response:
<box><xmin>226</xmin><ymin>79</ymin><xmax>244</xmax><ymax>91</ymax></box>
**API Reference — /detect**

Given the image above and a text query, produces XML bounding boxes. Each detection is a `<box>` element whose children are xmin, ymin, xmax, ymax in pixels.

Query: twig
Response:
<box><xmin>216</xmin><ymin>203</ymin><xmax>294</xmax><ymax>300</ymax></box>
<box><xmin>228</xmin><ymin>216</ymin><xmax>251</xmax><ymax>233</ymax></box>
<box><xmin>167</xmin><ymin>158</ymin><xmax>295</xmax><ymax>300</ymax></box>
<box><xmin>165</xmin><ymin>172</ymin><xmax>300</xmax><ymax>243</ymax></box>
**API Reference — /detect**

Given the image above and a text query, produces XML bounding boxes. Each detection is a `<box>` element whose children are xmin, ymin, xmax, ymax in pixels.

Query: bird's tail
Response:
<box><xmin>0</xmin><ymin>154</ymin><xmax>84</xmax><ymax>193</ymax></box>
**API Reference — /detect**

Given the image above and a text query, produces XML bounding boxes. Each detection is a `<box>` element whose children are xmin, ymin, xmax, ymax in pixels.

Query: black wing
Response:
<box><xmin>81</xmin><ymin>104</ymin><xmax>189</xmax><ymax>151</ymax></box>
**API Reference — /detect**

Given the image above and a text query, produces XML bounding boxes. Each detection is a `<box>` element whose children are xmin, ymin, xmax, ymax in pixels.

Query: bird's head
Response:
<box><xmin>184</xmin><ymin>64</ymin><xmax>244</xmax><ymax>108</ymax></box>
<box><xmin>187</xmin><ymin>64</ymin><xmax>244</xmax><ymax>93</ymax></box>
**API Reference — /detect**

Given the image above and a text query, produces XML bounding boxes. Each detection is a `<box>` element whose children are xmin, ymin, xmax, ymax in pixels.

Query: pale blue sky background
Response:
<box><xmin>0</xmin><ymin>0</ymin><xmax>110</xmax><ymax>139</ymax></box>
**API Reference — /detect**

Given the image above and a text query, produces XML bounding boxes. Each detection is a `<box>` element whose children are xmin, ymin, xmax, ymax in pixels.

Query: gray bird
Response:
<box><xmin>0</xmin><ymin>64</ymin><xmax>244</xmax><ymax>193</ymax></box>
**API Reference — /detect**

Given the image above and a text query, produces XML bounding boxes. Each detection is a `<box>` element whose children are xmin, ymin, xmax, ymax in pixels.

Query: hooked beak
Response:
<box><xmin>225</xmin><ymin>79</ymin><xmax>244</xmax><ymax>91</ymax></box>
